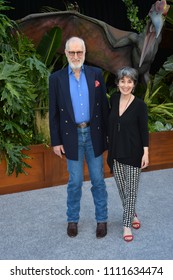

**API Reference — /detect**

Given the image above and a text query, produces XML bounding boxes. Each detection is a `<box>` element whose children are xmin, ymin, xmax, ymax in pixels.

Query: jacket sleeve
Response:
<box><xmin>49</xmin><ymin>73</ymin><xmax>62</xmax><ymax>146</ymax></box>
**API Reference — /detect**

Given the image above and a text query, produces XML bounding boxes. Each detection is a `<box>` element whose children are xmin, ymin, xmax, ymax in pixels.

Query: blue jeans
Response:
<box><xmin>66</xmin><ymin>126</ymin><xmax>108</xmax><ymax>223</ymax></box>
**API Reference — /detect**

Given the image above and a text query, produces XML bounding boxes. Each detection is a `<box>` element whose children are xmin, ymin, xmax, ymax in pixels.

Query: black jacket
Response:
<box><xmin>49</xmin><ymin>65</ymin><xmax>109</xmax><ymax>160</ymax></box>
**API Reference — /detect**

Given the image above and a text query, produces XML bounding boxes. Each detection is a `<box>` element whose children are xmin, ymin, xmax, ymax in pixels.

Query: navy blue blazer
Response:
<box><xmin>49</xmin><ymin>65</ymin><xmax>109</xmax><ymax>160</ymax></box>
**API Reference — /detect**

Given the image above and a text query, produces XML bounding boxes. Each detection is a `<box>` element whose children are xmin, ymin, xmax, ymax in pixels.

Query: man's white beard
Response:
<box><xmin>69</xmin><ymin>59</ymin><xmax>84</xmax><ymax>70</ymax></box>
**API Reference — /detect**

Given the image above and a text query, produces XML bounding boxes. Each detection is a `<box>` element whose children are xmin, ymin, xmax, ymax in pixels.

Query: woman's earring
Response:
<box><xmin>132</xmin><ymin>87</ymin><xmax>134</xmax><ymax>93</ymax></box>
<box><xmin>117</xmin><ymin>86</ymin><xmax>119</xmax><ymax>92</ymax></box>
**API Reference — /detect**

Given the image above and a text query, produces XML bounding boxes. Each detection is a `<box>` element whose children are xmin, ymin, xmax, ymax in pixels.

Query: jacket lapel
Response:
<box><xmin>84</xmin><ymin>66</ymin><xmax>95</xmax><ymax>120</ymax></box>
<box><xmin>59</xmin><ymin>68</ymin><xmax>75</xmax><ymax>123</ymax></box>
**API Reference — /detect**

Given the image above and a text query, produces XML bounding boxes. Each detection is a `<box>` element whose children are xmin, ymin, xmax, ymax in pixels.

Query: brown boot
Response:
<box><xmin>96</xmin><ymin>222</ymin><xmax>107</xmax><ymax>238</ymax></box>
<box><xmin>67</xmin><ymin>222</ymin><xmax>78</xmax><ymax>237</ymax></box>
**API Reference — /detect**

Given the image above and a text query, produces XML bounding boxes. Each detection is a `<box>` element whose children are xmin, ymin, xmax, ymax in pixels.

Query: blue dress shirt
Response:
<box><xmin>68</xmin><ymin>65</ymin><xmax>90</xmax><ymax>124</ymax></box>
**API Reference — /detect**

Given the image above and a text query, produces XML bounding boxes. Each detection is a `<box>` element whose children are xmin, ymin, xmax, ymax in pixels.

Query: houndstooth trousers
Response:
<box><xmin>113</xmin><ymin>159</ymin><xmax>141</xmax><ymax>227</ymax></box>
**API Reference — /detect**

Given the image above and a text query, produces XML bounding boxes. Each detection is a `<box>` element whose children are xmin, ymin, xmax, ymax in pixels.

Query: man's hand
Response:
<box><xmin>53</xmin><ymin>145</ymin><xmax>65</xmax><ymax>158</ymax></box>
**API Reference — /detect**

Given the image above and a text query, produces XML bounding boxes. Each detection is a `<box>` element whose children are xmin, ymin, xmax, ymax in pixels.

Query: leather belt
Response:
<box><xmin>77</xmin><ymin>122</ymin><xmax>90</xmax><ymax>128</ymax></box>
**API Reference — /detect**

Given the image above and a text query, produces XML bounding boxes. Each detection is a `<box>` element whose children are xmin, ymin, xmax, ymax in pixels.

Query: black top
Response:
<box><xmin>107</xmin><ymin>92</ymin><xmax>149</xmax><ymax>170</ymax></box>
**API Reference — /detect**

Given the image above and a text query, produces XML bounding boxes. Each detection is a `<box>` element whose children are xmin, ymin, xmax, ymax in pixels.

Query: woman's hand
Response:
<box><xmin>141</xmin><ymin>147</ymin><xmax>149</xmax><ymax>169</ymax></box>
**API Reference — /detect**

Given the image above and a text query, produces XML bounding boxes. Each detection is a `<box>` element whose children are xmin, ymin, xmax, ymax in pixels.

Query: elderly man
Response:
<box><xmin>49</xmin><ymin>37</ymin><xmax>109</xmax><ymax>238</ymax></box>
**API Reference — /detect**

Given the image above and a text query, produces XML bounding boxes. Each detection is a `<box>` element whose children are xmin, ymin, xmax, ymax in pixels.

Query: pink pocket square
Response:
<box><xmin>95</xmin><ymin>80</ymin><xmax>100</xmax><ymax>87</ymax></box>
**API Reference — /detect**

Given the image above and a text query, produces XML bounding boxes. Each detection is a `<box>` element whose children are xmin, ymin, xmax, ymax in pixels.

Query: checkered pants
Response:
<box><xmin>113</xmin><ymin>159</ymin><xmax>141</xmax><ymax>227</ymax></box>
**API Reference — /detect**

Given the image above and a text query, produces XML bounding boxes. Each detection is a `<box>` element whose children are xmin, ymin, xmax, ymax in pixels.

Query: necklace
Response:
<box><xmin>119</xmin><ymin>94</ymin><xmax>132</xmax><ymax>116</ymax></box>
<box><xmin>118</xmin><ymin>94</ymin><xmax>132</xmax><ymax>132</ymax></box>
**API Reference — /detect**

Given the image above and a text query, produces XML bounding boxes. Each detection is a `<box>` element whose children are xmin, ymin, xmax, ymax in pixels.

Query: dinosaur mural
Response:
<box><xmin>18</xmin><ymin>0</ymin><xmax>170</xmax><ymax>82</ymax></box>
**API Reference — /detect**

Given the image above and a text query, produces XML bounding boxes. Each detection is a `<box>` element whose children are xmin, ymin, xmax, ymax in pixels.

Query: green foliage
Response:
<box><xmin>36</xmin><ymin>25</ymin><xmax>67</xmax><ymax>75</ymax></box>
<box><xmin>0</xmin><ymin>0</ymin><xmax>67</xmax><ymax>176</ymax></box>
<box><xmin>122</xmin><ymin>0</ymin><xmax>147</xmax><ymax>33</ymax></box>
<box><xmin>0</xmin><ymin>0</ymin><xmax>14</xmax><ymax>39</ymax></box>
<box><xmin>153</xmin><ymin>121</ymin><xmax>172</xmax><ymax>131</ymax></box>
<box><xmin>166</xmin><ymin>1</ymin><xmax>173</xmax><ymax>25</ymax></box>
<box><xmin>37</xmin><ymin>26</ymin><xmax>62</xmax><ymax>67</ymax></box>
<box><xmin>145</xmin><ymin>55</ymin><xmax>173</xmax><ymax>132</ymax></box>
<box><xmin>152</xmin><ymin>55</ymin><xmax>173</xmax><ymax>100</ymax></box>
<box><xmin>144</xmin><ymin>82</ymin><xmax>173</xmax><ymax>132</ymax></box>
<box><xmin>0</xmin><ymin>1</ymin><xmax>50</xmax><ymax>175</ymax></box>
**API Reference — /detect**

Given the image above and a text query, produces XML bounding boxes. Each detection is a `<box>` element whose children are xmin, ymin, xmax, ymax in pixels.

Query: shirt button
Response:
<box><xmin>61</xmin><ymin>108</ymin><xmax>64</xmax><ymax>111</ymax></box>
<box><xmin>96</xmin><ymin>115</ymin><xmax>98</xmax><ymax>118</ymax></box>
<box><xmin>97</xmin><ymin>103</ymin><xmax>99</xmax><ymax>106</ymax></box>
<box><xmin>66</xmin><ymin>132</ymin><xmax>69</xmax><ymax>135</ymax></box>
<box><xmin>65</xmin><ymin>120</ymin><xmax>68</xmax><ymax>123</ymax></box>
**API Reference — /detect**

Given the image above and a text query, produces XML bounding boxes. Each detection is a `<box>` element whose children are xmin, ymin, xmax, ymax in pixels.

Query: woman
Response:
<box><xmin>107</xmin><ymin>66</ymin><xmax>149</xmax><ymax>242</ymax></box>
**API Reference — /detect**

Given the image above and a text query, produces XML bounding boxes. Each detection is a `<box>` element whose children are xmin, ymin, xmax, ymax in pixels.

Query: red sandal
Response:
<box><xmin>132</xmin><ymin>214</ymin><xmax>141</xmax><ymax>229</ymax></box>
<box><xmin>123</xmin><ymin>234</ymin><xmax>134</xmax><ymax>242</ymax></box>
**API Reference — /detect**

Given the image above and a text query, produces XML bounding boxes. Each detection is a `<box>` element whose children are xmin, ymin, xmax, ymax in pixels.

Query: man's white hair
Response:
<box><xmin>65</xmin><ymin>37</ymin><xmax>86</xmax><ymax>52</ymax></box>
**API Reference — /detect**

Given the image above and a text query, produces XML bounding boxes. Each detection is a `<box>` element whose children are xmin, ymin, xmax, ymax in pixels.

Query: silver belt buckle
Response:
<box><xmin>81</xmin><ymin>122</ymin><xmax>87</xmax><ymax>128</ymax></box>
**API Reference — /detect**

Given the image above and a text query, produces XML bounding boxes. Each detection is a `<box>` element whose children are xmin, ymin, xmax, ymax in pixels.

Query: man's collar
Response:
<box><xmin>68</xmin><ymin>65</ymin><xmax>84</xmax><ymax>74</ymax></box>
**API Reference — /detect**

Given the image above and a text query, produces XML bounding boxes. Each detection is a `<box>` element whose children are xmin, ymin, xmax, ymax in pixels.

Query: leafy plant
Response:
<box><xmin>145</xmin><ymin>55</ymin><xmax>173</xmax><ymax>132</ymax></box>
<box><xmin>36</xmin><ymin>26</ymin><xmax>62</xmax><ymax>69</ymax></box>
<box><xmin>0</xmin><ymin>1</ymin><xmax>50</xmax><ymax>175</ymax></box>
<box><xmin>152</xmin><ymin>55</ymin><xmax>173</xmax><ymax>100</ymax></box>
<box><xmin>0</xmin><ymin>0</ymin><xmax>69</xmax><ymax>176</ymax></box>
<box><xmin>144</xmin><ymin>82</ymin><xmax>173</xmax><ymax>132</ymax></box>
<box><xmin>122</xmin><ymin>0</ymin><xmax>148</xmax><ymax>33</ymax></box>
<box><xmin>165</xmin><ymin>0</ymin><xmax>173</xmax><ymax>26</ymax></box>
<box><xmin>153</xmin><ymin>121</ymin><xmax>172</xmax><ymax>131</ymax></box>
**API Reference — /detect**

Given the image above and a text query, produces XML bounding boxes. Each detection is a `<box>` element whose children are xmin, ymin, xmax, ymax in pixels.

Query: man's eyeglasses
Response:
<box><xmin>67</xmin><ymin>51</ymin><xmax>84</xmax><ymax>57</ymax></box>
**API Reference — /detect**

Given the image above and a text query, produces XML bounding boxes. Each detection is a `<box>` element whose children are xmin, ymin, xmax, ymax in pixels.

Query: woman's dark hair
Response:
<box><xmin>115</xmin><ymin>67</ymin><xmax>138</xmax><ymax>85</ymax></box>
